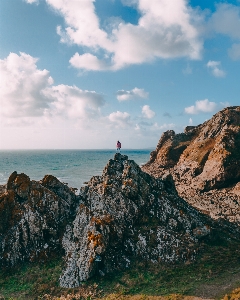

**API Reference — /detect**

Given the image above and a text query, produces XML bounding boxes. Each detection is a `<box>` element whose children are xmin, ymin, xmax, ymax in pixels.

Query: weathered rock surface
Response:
<box><xmin>0</xmin><ymin>172</ymin><xmax>79</xmax><ymax>267</ymax></box>
<box><xmin>1</xmin><ymin>144</ymin><xmax>239</xmax><ymax>288</ymax></box>
<box><xmin>59</xmin><ymin>153</ymin><xmax>229</xmax><ymax>288</ymax></box>
<box><xmin>142</xmin><ymin>106</ymin><xmax>240</xmax><ymax>223</ymax></box>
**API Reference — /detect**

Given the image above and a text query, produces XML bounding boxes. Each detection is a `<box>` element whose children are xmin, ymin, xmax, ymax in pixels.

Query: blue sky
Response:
<box><xmin>0</xmin><ymin>0</ymin><xmax>239</xmax><ymax>149</ymax></box>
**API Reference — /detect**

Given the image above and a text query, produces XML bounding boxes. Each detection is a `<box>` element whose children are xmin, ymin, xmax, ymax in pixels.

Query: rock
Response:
<box><xmin>1</xmin><ymin>143</ymin><xmax>239</xmax><ymax>287</ymax></box>
<box><xmin>0</xmin><ymin>172</ymin><xmax>79</xmax><ymax>267</ymax></box>
<box><xmin>59</xmin><ymin>154</ymin><xmax>226</xmax><ymax>288</ymax></box>
<box><xmin>142</xmin><ymin>106</ymin><xmax>240</xmax><ymax>224</ymax></box>
<box><xmin>0</xmin><ymin>185</ymin><xmax>6</xmax><ymax>195</ymax></box>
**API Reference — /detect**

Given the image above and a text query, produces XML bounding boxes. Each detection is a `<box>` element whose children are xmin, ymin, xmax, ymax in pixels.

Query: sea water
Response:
<box><xmin>0</xmin><ymin>149</ymin><xmax>152</xmax><ymax>190</ymax></box>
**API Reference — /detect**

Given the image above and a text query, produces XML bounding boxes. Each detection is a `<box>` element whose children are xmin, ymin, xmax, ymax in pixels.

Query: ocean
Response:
<box><xmin>0</xmin><ymin>149</ymin><xmax>152</xmax><ymax>190</ymax></box>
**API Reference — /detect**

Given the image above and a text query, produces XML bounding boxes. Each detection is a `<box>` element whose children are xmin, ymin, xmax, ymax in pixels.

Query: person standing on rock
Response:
<box><xmin>116</xmin><ymin>140</ymin><xmax>121</xmax><ymax>152</ymax></box>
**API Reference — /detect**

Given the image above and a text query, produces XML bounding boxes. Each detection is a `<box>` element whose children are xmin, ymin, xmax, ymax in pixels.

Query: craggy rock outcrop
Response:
<box><xmin>59</xmin><ymin>153</ymin><xmax>226</xmax><ymax>288</ymax></box>
<box><xmin>0</xmin><ymin>172</ymin><xmax>79</xmax><ymax>267</ymax></box>
<box><xmin>1</xmin><ymin>137</ymin><xmax>239</xmax><ymax>287</ymax></box>
<box><xmin>142</xmin><ymin>106</ymin><xmax>240</xmax><ymax>223</ymax></box>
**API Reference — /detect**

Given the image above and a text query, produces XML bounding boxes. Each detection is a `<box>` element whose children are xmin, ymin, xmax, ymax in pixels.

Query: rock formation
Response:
<box><xmin>0</xmin><ymin>172</ymin><xmax>79</xmax><ymax>267</ymax></box>
<box><xmin>59</xmin><ymin>153</ymin><xmax>229</xmax><ymax>288</ymax></box>
<box><xmin>0</xmin><ymin>158</ymin><xmax>221</xmax><ymax>286</ymax></box>
<box><xmin>1</xmin><ymin>108</ymin><xmax>240</xmax><ymax>288</ymax></box>
<box><xmin>142</xmin><ymin>106</ymin><xmax>240</xmax><ymax>223</ymax></box>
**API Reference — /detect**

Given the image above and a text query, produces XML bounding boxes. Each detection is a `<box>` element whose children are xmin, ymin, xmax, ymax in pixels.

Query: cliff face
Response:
<box><xmin>142</xmin><ymin>106</ymin><xmax>240</xmax><ymax>223</ymax></box>
<box><xmin>1</xmin><ymin>119</ymin><xmax>240</xmax><ymax>288</ymax></box>
<box><xmin>0</xmin><ymin>172</ymin><xmax>79</xmax><ymax>267</ymax></box>
<box><xmin>1</xmin><ymin>155</ymin><xmax>225</xmax><ymax>288</ymax></box>
<box><xmin>59</xmin><ymin>153</ymin><xmax>227</xmax><ymax>288</ymax></box>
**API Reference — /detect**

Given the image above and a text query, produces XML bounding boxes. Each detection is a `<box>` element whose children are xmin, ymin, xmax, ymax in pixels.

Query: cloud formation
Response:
<box><xmin>0</xmin><ymin>52</ymin><xmax>54</xmax><ymax>118</ymax></box>
<box><xmin>44</xmin><ymin>0</ymin><xmax>202</xmax><ymax>71</ymax></box>
<box><xmin>117</xmin><ymin>88</ymin><xmax>148</xmax><ymax>101</ymax></box>
<box><xmin>185</xmin><ymin>99</ymin><xmax>217</xmax><ymax>114</ymax></box>
<box><xmin>44</xmin><ymin>85</ymin><xmax>105</xmax><ymax>121</ymax></box>
<box><xmin>228</xmin><ymin>43</ymin><xmax>240</xmax><ymax>60</ymax></box>
<box><xmin>25</xmin><ymin>0</ymin><xmax>39</xmax><ymax>3</ymax></box>
<box><xmin>210</xmin><ymin>4</ymin><xmax>240</xmax><ymax>40</ymax></box>
<box><xmin>184</xmin><ymin>99</ymin><xmax>229</xmax><ymax>115</ymax></box>
<box><xmin>108</xmin><ymin>111</ymin><xmax>131</xmax><ymax>128</ymax></box>
<box><xmin>208</xmin><ymin>3</ymin><xmax>240</xmax><ymax>61</ymax></box>
<box><xmin>142</xmin><ymin>105</ymin><xmax>155</xmax><ymax>119</ymax></box>
<box><xmin>0</xmin><ymin>52</ymin><xmax>105</xmax><ymax>125</ymax></box>
<box><xmin>206</xmin><ymin>61</ymin><xmax>225</xmax><ymax>78</ymax></box>
<box><xmin>69</xmin><ymin>53</ymin><xmax>110</xmax><ymax>71</ymax></box>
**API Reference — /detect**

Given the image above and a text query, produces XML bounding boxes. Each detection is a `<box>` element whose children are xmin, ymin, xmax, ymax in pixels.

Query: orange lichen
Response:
<box><xmin>123</xmin><ymin>179</ymin><xmax>133</xmax><ymax>186</ymax></box>
<box><xmin>87</xmin><ymin>231</ymin><xmax>103</xmax><ymax>248</ymax></box>
<box><xmin>91</xmin><ymin>214</ymin><xmax>113</xmax><ymax>227</ymax></box>
<box><xmin>179</xmin><ymin>210</ymin><xmax>184</xmax><ymax>216</ymax></box>
<box><xmin>89</xmin><ymin>256</ymin><xmax>94</xmax><ymax>264</ymax></box>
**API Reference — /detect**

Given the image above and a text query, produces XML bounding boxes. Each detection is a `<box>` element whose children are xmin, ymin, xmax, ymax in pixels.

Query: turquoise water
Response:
<box><xmin>0</xmin><ymin>149</ymin><xmax>151</xmax><ymax>189</ymax></box>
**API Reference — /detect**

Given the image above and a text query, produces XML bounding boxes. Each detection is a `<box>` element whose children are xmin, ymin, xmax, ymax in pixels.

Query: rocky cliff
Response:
<box><xmin>0</xmin><ymin>105</ymin><xmax>239</xmax><ymax>296</ymax></box>
<box><xmin>1</xmin><ymin>137</ymin><xmax>239</xmax><ymax>288</ymax></box>
<box><xmin>0</xmin><ymin>172</ymin><xmax>79</xmax><ymax>267</ymax></box>
<box><xmin>60</xmin><ymin>153</ymin><xmax>220</xmax><ymax>287</ymax></box>
<box><xmin>142</xmin><ymin>106</ymin><xmax>240</xmax><ymax>224</ymax></box>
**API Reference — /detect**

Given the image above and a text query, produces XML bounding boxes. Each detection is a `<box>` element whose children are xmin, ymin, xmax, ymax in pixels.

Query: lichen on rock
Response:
<box><xmin>59</xmin><ymin>153</ymin><xmax>217</xmax><ymax>288</ymax></box>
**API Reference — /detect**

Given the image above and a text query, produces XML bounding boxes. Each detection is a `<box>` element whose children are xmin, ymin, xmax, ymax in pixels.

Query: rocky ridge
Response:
<box><xmin>1</xmin><ymin>154</ymin><xmax>232</xmax><ymax>288</ymax></box>
<box><xmin>59</xmin><ymin>153</ymin><xmax>220</xmax><ymax>287</ymax></box>
<box><xmin>1</xmin><ymin>105</ymin><xmax>240</xmax><ymax>288</ymax></box>
<box><xmin>142</xmin><ymin>106</ymin><xmax>240</xmax><ymax>223</ymax></box>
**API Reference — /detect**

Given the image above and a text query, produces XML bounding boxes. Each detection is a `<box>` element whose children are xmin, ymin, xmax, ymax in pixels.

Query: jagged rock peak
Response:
<box><xmin>59</xmin><ymin>153</ymin><xmax>225</xmax><ymax>288</ymax></box>
<box><xmin>142</xmin><ymin>106</ymin><xmax>240</xmax><ymax>224</ymax></box>
<box><xmin>1</xmin><ymin>154</ymin><xmax>238</xmax><ymax>288</ymax></box>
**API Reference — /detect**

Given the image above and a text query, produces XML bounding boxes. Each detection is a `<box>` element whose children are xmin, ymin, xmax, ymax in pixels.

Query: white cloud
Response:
<box><xmin>134</xmin><ymin>121</ymin><xmax>176</xmax><ymax>137</ymax></box>
<box><xmin>142</xmin><ymin>105</ymin><xmax>155</xmax><ymax>119</ymax></box>
<box><xmin>220</xmin><ymin>101</ymin><xmax>230</xmax><ymax>108</ymax></box>
<box><xmin>24</xmin><ymin>0</ymin><xmax>39</xmax><ymax>3</ymax></box>
<box><xmin>185</xmin><ymin>99</ymin><xmax>218</xmax><ymax>114</ymax></box>
<box><xmin>0</xmin><ymin>52</ymin><xmax>105</xmax><ymax>126</ymax></box>
<box><xmin>210</xmin><ymin>4</ymin><xmax>240</xmax><ymax>40</ymax></box>
<box><xmin>206</xmin><ymin>60</ymin><xmax>225</xmax><ymax>78</ymax></box>
<box><xmin>154</xmin><ymin>122</ymin><xmax>175</xmax><ymax>130</ymax></box>
<box><xmin>228</xmin><ymin>43</ymin><xmax>240</xmax><ymax>60</ymax></box>
<box><xmin>189</xmin><ymin>117</ymin><xmax>193</xmax><ymax>125</ymax></box>
<box><xmin>69</xmin><ymin>53</ymin><xmax>109</xmax><ymax>71</ymax></box>
<box><xmin>108</xmin><ymin>111</ymin><xmax>131</xmax><ymax>128</ymax></box>
<box><xmin>47</xmin><ymin>0</ymin><xmax>110</xmax><ymax>49</ymax></box>
<box><xmin>44</xmin><ymin>85</ymin><xmax>105</xmax><ymax>121</ymax></box>
<box><xmin>207</xmin><ymin>4</ymin><xmax>240</xmax><ymax>60</ymax></box>
<box><xmin>43</xmin><ymin>0</ymin><xmax>203</xmax><ymax>70</ymax></box>
<box><xmin>117</xmin><ymin>87</ymin><xmax>148</xmax><ymax>101</ymax></box>
<box><xmin>0</xmin><ymin>52</ymin><xmax>54</xmax><ymax>118</ymax></box>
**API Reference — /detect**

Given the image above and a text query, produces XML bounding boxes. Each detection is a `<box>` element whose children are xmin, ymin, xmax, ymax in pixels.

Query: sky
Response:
<box><xmin>0</xmin><ymin>0</ymin><xmax>240</xmax><ymax>149</ymax></box>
